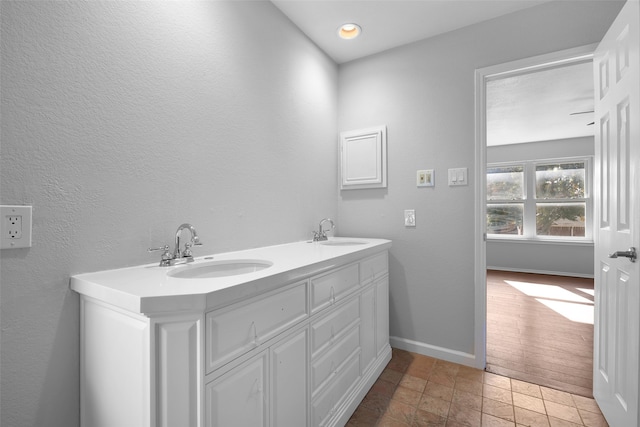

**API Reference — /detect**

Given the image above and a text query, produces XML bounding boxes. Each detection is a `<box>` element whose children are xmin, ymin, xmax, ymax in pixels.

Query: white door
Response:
<box><xmin>593</xmin><ymin>1</ymin><xmax>640</xmax><ymax>426</ymax></box>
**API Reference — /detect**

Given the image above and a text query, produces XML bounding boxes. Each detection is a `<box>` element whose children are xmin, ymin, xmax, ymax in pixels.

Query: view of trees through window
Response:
<box><xmin>487</xmin><ymin>160</ymin><xmax>588</xmax><ymax>238</ymax></box>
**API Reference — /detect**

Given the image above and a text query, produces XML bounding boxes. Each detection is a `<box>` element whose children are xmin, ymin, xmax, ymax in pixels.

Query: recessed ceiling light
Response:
<box><xmin>338</xmin><ymin>23</ymin><xmax>361</xmax><ymax>40</ymax></box>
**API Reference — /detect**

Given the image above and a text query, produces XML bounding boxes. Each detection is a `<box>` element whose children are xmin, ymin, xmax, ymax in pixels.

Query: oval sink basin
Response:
<box><xmin>319</xmin><ymin>241</ymin><xmax>366</xmax><ymax>246</ymax></box>
<box><xmin>168</xmin><ymin>260</ymin><xmax>273</xmax><ymax>279</ymax></box>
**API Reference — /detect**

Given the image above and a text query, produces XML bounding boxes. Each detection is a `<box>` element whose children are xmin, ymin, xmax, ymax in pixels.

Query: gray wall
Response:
<box><xmin>487</xmin><ymin>137</ymin><xmax>595</xmax><ymax>277</ymax></box>
<box><xmin>0</xmin><ymin>2</ymin><xmax>337</xmax><ymax>426</ymax></box>
<box><xmin>337</xmin><ymin>2</ymin><xmax>622</xmax><ymax>359</ymax></box>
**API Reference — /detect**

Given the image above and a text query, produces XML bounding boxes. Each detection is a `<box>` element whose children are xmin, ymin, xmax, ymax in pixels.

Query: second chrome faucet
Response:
<box><xmin>313</xmin><ymin>218</ymin><xmax>335</xmax><ymax>242</ymax></box>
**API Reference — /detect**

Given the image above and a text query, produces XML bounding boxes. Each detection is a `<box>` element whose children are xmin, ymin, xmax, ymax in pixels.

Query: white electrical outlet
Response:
<box><xmin>1</xmin><ymin>205</ymin><xmax>32</xmax><ymax>249</ymax></box>
<box><xmin>404</xmin><ymin>209</ymin><xmax>416</xmax><ymax>227</ymax></box>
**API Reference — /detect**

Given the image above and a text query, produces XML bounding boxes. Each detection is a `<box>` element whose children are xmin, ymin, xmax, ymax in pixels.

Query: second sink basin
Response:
<box><xmin>168</xmin><ymin>259</ymin><xmax>273</xmax><ymax>279</ymax></box>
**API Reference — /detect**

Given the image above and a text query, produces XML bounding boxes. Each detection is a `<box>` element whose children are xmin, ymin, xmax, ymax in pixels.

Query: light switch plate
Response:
<box><xmin>1</xmin><ymin>205</ymin><xmax>32</xmax><ymax>249</ymax></box>
<box><xmin>448</xmin><ymin>168</ymin><xmax>468</xmax><ymax>186</ymax></box>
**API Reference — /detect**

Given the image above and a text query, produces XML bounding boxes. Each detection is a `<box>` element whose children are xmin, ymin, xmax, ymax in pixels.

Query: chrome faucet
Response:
<box><xmin>148</xmin><ymin>223</ymin><xmax>203</xmax><ymax>267</ymax></box>
<box><xmin>313</xmin><ymin>218</ymin><xmax>335</xmax><ymax>242</ymax></box>
<box><xmin>174</xmin><ymin>223</ymin><xmax>202</xmax><ymax>259</ymax></box>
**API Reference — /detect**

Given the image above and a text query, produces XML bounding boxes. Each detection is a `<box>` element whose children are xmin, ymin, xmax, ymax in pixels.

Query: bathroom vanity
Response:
<box><xmin>71</xmin><ymin>237</ymin><xmax>391</xmax><ymax>427</ymax></box>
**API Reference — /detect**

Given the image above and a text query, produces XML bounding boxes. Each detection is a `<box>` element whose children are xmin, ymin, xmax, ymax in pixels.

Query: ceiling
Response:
<box><xmin>271</xmin><ymin>0</ymin><xmax>595</xmax><ymax>145</ymax></box>
<box><xmin>487</xmin><ymin>61</ymin><xmax>595</xmax><ymax>146</ymax></box>
<box><xmin>271</xmin><ymin>0</ymin><xmax>555</xmax><ymax>64</ymax></box>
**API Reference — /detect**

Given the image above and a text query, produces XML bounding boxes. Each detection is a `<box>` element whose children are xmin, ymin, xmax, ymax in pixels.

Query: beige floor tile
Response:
<box><xmin>379</xmin><ymin>413</ymin><xmax>412</xmax><ymax>427</ymax></box>
<box><xmin>400</xmin><ymin>374</ymin><xmax>428</xmax><ymax>393</ymax></box>
<box><xmin>393</xmin><ymin>385</ymin><xmax>423</xmax><ymax>406</ymax></box>
<box><xmin>541</xmin><ymin>387</ymin><xmax>575</xmax><ymax>407</ymax></box>
<box><xmin>579</xmin><ymin>408</ymin><xmax>608</xmax><ymax>427</ymax></box>
<box><xmin>548</xmin><ymin>417</ymin><xmax>583</xmax><ymax>427</ymax></box>
<box><xmin>572</xmin><ymin>395</ymin><xmax>601</xmax><ymax>414</ymax></box>
<box><xmin>513</xmin><ymin>391</ymin><xmax>546</xmax><ymax>414</ymax></box>
<box><xmin>483</xmin><ymin>413</ymin><xmax>516</xmax><ymax>427</ymax></box>
<box><xmin>454</xmin><ymin>377</ymin><xmax>483</xmax><ymax>396</ymax></box>
<box><xmin>385</xmin><ymin>399</ymin><xmax>418</xmax><ymax>425</ymax></box>
<box><xmin>412</xmin><ymin>409</ymin><xmax>447</xmax><ymax>427</ymax></box>
<box><xmin>544</xmin><ymin>401</ymin><xmax>582</xmax><ymax>424</ymax></box>
<box><xmin>382</xmin><ymin>368</ymin><xmax>405</xmax><ymax>385</ymax></box>
<box><xmin>429</xmin><ymin>370</ymin><xmax>456</xmax><ymax>388</ymax></box>
<box><xmin>447</xmin><ymin>403</ymin><xmax>481</xmax><ymax>427</ymax></box>
<box><xmin>484</xmin><ymin>383</ymin><xmax>514</xmax><ymax>405</ymax></box>
<box><xmin>514</xmin><ymin>407</ymin><xmax>551</xmax><ymax>427</ymax></box>
<box><xmin>451</xmin><ymin>389</ymin><xmax>482</xmax><ymax>412</ymax></box>
<box><xmin>457</xmin><ymin>366</ymin><xmax>484</xmax><ymax>383</ymax></box>
<box><xmin>511</xmin><ymin>379</ymin><xmax>543</xmax><ymax>399</ymax></box>
<box><xmin>418</xmin><ymin>395</ymin><xmax>451</xmax><ymax>418</ymax></box>
<box><xmin>485</xmin><ymin>372</ymin><xmax>512</xmax><ymax>390</ymax></box>
<box><xmin>483</xmin><ymin>397</ymin><xmax>515</xmax><ymax>422</ymax></box>
<box><xmin>425</xmin><ymin>381</ymin><xmax>454</xmax><ymax>401</ymax></box>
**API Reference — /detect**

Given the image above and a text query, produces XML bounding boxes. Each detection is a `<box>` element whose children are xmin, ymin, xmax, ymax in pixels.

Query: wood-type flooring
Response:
<box><xmin>486</xmin><ymin>270</ymin><xmax>595</xmax><ymax>397</ymax></box>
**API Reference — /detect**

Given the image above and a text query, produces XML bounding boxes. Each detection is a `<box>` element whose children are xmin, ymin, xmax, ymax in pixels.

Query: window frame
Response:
<box><xmin>487</xmin><ymin>157</ymin><xmax>593</xmax><ymax>243</ymax></box>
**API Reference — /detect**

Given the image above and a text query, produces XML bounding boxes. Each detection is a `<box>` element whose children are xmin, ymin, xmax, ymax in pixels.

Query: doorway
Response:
<box><xmin>481</xmin><ymin>57</ymin><xmax>597</xmax><ymax>396</ymax></box>
<box><xmin>472</xmin><ymin>43</ymin><xmax>598</xmax><ymax>375</ymax></box>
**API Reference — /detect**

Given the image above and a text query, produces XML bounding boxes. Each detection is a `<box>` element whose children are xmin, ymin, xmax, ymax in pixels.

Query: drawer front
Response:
<box><xmin>311</xmin><ymin>263</ymin><xmax>359</xmax><ymax>314</ymax></box>
<box><xmin>311</xmin><ymin>325</ymin><xmax>360</xmax><ymax>394</ymax></box>
<box><xmin>311</xmin><ymin>351</ymin><xmax>361</xmax><ymax>427</ymax></box>
<box><xmin>206</xmin><ymin>282</ymin><xmax>308</xmax><ymax>373</ymax></box>
<box><xmin>310</xmin><ymin>297</ymin><xmax>359</xmax><ymax>357</ymax></box>
<box><xmin>360</xmin><ymin>251</ymin><xmax>388</xmax><ymax>285</ymax></box>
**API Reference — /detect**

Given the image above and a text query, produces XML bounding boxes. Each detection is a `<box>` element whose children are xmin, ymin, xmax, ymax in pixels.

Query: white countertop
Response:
<box><xmin>70</xmin><ymin>237</ymin><xmax>391</xmax><ymax>315</ymax></box>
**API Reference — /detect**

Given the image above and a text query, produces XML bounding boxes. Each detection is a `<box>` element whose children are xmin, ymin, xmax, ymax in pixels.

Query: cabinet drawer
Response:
<box><xmin>360</xmin><ymin>251</ymin><xmax>388</xmax><ymax>285</ymax></box>
<box><xmin>311</xmin><ymin>351</ymin><xmax>361</xmax><ymax>427</ymax></box>
<box><xmin>310</xmin><ymin>297</ymin><xmax>359</xmax><ymax>357</ymax></box>
<box><xmin>311</xmin><ymin>263</ymin><xmax>359</xmax><ymax>314</ymax></box>
<box><xmin>206</xmin><ymin>282</ymin><xmax>308</xmax><ymax>373</ymax></box>
<box><xmin>311</xmin><ymin>325</ymin><xmax>360</xmax><ymax>394</ymax></box>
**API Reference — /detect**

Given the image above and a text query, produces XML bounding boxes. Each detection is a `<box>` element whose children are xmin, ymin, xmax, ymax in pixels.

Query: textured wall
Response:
<box><xmin>0</xmin><ymin>2</ymin><xmax>337</xmax><ymax>426</ymax></box>
<box><xmin>337</xmin><ymin>1</ymin><xmax>622</xmax><ymax>358</ymax></box>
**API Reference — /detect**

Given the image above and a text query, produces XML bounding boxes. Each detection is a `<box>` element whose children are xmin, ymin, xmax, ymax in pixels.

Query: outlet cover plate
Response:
<box><xmin>1</xmin><ymin>205</ymin><xmax>32</xmax><ymax>249</ymax></box>
<box><xmin>404</xmin><ymin>209</ymin><xmax>416</xmax><ymax>227</ymax></box>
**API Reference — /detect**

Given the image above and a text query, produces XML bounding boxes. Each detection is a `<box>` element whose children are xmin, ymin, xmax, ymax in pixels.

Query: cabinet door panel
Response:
<box><xmin>271</xmin><ymin>328</ymin><xmax>308</xmax><ymax>427</ymax></box>
<box><xmin>360</xmin><ymin>252</ymin><xmax>389</xmax><ymax>285</ymax></box>
<box><xmin>205</xmin><ymin>352</ymin><xmax>268</xmax><ymax>427</ymax></box>
<box><xmin>311</xmin><ymin>352</ymin><xmax>361</xmax><ymax>427</ymax></box>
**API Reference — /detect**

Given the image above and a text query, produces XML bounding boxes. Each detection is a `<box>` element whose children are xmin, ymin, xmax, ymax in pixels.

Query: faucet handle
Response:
<box><xmin>148</xmin><ymin>245</ymin><xmax>170</xmax><ymax>254</ymax></box>
<box><xmin>148</xmin><ymin>245</ymin><xmax>173</xmax><ymax>266</ymax></box>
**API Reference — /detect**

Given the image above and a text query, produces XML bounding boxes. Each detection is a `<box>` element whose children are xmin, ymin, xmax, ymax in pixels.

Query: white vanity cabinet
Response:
<box><xmin>72</xmin><ymin>239</ymin><xmax>391</xmax><ymax>427</ymax></box>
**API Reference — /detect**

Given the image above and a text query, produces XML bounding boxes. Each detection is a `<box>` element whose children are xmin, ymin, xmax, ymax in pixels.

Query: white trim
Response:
<box><xmin>389</xmin><ymin>336</ymin><xmax>477</xmax><ymax>368</ymax></box>
<box><xmin>474</xmin><ymin>44</ymin><xmax>597</xmax><ymax>371</ymax></box>
<box><xmin>486</xmin><ymin>266</ymin><xmax>594</xmax><ymax>279</ymax></box>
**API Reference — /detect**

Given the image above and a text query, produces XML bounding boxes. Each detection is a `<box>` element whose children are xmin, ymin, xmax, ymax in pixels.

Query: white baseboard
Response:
<box><xmin>487</xmin><ymin>266</ymin><xmax>594</xmax><ymax>279</ymax></box>
<box><xmin>389</xmin><ymin>336</ymin><xmax>477</xmax><ymax>368</ymax></box>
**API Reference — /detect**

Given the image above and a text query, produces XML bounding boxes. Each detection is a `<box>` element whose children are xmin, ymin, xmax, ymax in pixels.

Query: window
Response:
<box><xmin>487</xmin><ymin>159</ymin><xmax>591</xmax><ymax>240</ymax></box>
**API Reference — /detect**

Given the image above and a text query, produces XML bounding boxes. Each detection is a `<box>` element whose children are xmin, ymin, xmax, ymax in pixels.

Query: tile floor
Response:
<box><xmin>346</xmin><ymin>348</ymin><xmax>608</xmax><ymax>427</ymax></box>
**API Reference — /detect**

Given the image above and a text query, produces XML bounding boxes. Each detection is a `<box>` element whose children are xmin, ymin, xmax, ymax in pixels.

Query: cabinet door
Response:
<box><xmin>375</xmin><ymin>277</ymin><xmax>390</xmax><ymax>356</ymax></box>
<box><xmin>205</xmin><ymin>351</ymin><xmax>268</xmax><ymax>427</ymax></box>
<box><xmin>271</xmin><ymin>328</ymin><xmax>308</xmax><ymax>427</ymax></box>
<box><xmin>360</xmin><ymin>286</ymin><xmax>376</xmax><ymax>374</ymax></box>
